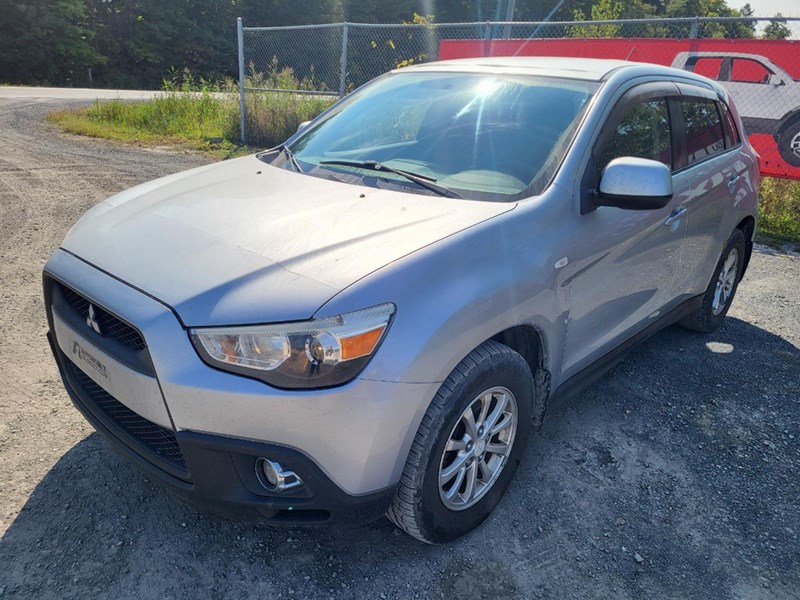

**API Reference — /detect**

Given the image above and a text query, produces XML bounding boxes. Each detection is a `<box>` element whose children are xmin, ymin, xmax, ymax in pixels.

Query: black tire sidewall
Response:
<box><xmin>415</xmin><ymin>352</ymin><xmax>533</xmax><ymax>543</ymax></box>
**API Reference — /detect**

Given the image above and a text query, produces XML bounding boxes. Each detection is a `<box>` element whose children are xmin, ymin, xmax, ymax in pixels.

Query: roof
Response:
<box><xmin>402</xmin><ymin>56</ymin><xmax>643</xmax><ymax>81</ymax></box>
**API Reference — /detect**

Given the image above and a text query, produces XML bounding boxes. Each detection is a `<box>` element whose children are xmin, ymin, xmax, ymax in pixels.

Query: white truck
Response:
<box><xmin>672</xmin><ymin>51</ymin><xmax>800</xmax><ymax>166</ymax></box>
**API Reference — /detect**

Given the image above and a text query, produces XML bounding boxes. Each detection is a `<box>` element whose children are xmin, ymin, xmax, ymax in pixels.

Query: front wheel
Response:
<box><xmin>680</xmin><ymin>228</ymin><xmax>746</xmax><ymax>333</ymax></box>
<box><xmin>777</xmin><ymin>120</ymin><xmax>800</xmax><ymax>167</ymax></box>
<box><xmin>387</xmin><ymin>341</ymin><xmax>533</xmax><ymax>543</ymax></box>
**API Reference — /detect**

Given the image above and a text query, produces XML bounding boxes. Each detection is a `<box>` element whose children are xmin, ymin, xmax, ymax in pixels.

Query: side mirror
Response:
<box><xmin>769</xmin><ymin>74</ymin><xmax>784</xmax><ymax>87</ymax></box>
<box><xmin>595</xmin><ymin>157</ymin><xmax>673</xmax><ymax>210</ymax></box>
<box><xmin>297</xmin><ymin>120</ymin><xmax>311</xmax><ymax>133</ymax></box>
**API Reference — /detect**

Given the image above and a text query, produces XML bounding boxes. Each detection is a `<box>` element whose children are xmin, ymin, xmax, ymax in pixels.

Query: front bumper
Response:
<box><xmin>49</xmin><ymin>331</ymin><xmax>394</xmax><ymax>524</ymax></box>
<box><xmin>44</xmin><ymin>249</ymin><xmax>436</xmax><ymax>524</ymax></box>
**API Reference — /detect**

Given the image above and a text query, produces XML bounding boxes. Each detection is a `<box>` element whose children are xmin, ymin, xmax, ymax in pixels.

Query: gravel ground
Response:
<box><xmin>0</xmin><ymin>97</ymin><xmax>798</xmax><ymax>600</ymax></box>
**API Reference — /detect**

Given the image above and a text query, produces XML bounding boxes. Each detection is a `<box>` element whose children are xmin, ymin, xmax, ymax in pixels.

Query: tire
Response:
<box><xmin>777</xmin><ymin>119</ymin><xmax>800</xmax><ymax>167</ymax></box>
<box><xmin>679</xmin><ymin>228</ymin><xmax>746</xmax><ymax>333</ymax></box>
<box><xmin>387</xmin><ymin>340</ymin><xmax>534</xmax><ymax>544</ymax></box>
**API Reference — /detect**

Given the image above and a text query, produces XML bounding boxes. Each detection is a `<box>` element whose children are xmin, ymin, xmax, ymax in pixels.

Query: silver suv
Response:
<box><xmin>44</xmin><ymin>57</ymin><xmax>759</xmax><ymax>543</ymax></box>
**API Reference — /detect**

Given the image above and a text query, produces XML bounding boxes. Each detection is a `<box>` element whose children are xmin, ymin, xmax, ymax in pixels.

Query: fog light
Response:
<box><xmin>256</xmin><ymin>458</ymin><xmax>304</xmax><ymax>492</ymax></box>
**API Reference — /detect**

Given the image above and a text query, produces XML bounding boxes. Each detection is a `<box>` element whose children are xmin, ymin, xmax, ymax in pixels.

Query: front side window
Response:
<box><xmin>683</xmin><ymin>99</ymin><xmax>725</xmax><ymax>165</ymax></box>
<box><xmin>277</xmin><ymin>72</ymin><xmax>599</xmax><ymax>201</ymax></box>
<box><xmin>731</xmin><ymin>58</ymin><xmax>773</xmax><ymax>84</ymax></box>
<box><xmin>595</xmin><ymin>98</ymin><xmax>673</xmax><ymax>175</ymax></box>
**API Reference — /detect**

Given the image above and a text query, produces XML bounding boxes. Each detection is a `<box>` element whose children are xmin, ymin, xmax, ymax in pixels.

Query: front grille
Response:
<box><xmin>58</xmin><ymin>283</ymin><xmax>147</xmax><ymax>351</ymax></box>
<box><xmin>64</xmin><ymin>358</ymin><xmax>188</xmax><ymax>475</ymax></box>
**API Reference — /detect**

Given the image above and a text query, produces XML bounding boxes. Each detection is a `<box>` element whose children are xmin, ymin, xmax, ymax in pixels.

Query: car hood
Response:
<box><xmin>62</xmin><ymin>155</ymin><xmax>514</xmax><ymax>326</ymax></box>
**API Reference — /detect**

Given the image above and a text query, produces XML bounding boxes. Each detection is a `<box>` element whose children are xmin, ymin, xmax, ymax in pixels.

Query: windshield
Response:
<box><xmin>275</xmin><ymin>71</ymin><xmax>599</xmax><ymax>201</ymax></box>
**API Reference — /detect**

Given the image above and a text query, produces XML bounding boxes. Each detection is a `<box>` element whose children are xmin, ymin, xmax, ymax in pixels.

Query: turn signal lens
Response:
<box><xmin>341</xmin><ymin>326</ymin><xmax>386</xmax><ymax>360</ymax></box>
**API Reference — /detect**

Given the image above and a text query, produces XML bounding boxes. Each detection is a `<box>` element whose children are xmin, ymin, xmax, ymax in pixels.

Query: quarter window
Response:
<box><xmin>682</xmin><ymin>99</ymin><xmax>725</xmax><ymax>165</ymax></box>
<box><xmin>596</xmin><ymin>98</ymin><xmax>673</xmax><ymax>175</ymax></box>
<box><xmin>719</xmin><ymin>101</ymin><xmax>741</xmax><ymax>148</ymax></box>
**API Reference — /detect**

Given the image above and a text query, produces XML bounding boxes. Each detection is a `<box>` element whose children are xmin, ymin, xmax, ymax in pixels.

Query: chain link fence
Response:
<box><xmin>236</xmin><ymin>16</ymin><xmax>800</xmax><ymax>170</ymax></box>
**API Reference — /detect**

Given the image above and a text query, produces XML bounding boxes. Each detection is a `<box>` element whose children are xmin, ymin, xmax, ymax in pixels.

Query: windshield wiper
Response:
<box><xmin>282</xmin><ymin>145</ymin><xmax>303</xmax><ymax>173</ymax></box>
<box><xmin>318</xmin><ymin>159</ymin><xmax>463</xmax><ymax>199</ymax></box>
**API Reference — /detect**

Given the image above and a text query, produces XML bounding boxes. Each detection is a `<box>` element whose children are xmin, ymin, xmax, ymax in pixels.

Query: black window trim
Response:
<box><xmin>719</xmin><ymin>99</ymin><xmax>743</xmax><ymax>150</ymax></box>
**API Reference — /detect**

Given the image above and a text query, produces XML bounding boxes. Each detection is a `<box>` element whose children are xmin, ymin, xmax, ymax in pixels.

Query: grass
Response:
<box><xmin>47</xmin><ymin>66</ymin><xmax>335</xmax><ymax>157</ymax></box>
<box><xmin>48</xmin><ymin>93</ymin><xmax>241</xmax><ymax>156</ymax></box>
<box><xmin>757</xmin><ymin>177</ymin><xmax>800</xmax><ymax>246</ymax></box>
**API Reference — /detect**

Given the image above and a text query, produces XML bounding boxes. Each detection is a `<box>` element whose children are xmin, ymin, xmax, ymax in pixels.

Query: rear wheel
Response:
<box><xmin>387</xmin><ymin>341</ymin><xmax>533</xmax><ymax>543</ymax></box>
<box><xmin>680</xmin><ymin>228</ymin><xmax>746</xmax><ymax>333</ymax></box>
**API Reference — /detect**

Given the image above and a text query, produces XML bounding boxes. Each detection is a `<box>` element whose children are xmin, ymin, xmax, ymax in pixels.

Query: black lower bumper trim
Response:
<box><xmin>174</xmin><ymin>431</ymin><xmax>397</xmax><ymax>526</ymax></box>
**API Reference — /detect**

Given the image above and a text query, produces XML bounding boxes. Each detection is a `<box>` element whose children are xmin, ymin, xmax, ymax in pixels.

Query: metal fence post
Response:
<box><xmin>689</xmin><ymin>17</ymin><xmax>699</xmax><ymax>39</ymax></box>
<box><xmin>237</xmin><ymin>17</ymin><xmax>247</xmax><ymax>145</ymax></box>
<box><xmin>339</xmin><ymin>22</ymin><xmax>349</xmax><ymax>98</ymax></box>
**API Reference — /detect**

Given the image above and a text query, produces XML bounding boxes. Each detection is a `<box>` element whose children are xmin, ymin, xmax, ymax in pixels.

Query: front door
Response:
<box><xmin>561</xmin><ymin>85</ymin><xmax>689</xmax><ymax>379</ymax></box>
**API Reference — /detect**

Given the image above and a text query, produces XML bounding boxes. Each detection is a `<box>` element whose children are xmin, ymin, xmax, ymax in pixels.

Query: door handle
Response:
<box><xmin>728</xmin><ymin>174</ymin><xmax>741</xmax><ymax>192</ymax></box>
<box><xmin>664</xmin><ymin>206</ymin><xmax>687</xmax><ymax>227</ymax></box>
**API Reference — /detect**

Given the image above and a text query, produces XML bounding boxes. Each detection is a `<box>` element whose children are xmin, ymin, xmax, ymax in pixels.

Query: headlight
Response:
<box><xmin>190</xmin><ymin>303</ymin><xmax>395</xmax><ymax>389</ymax></box>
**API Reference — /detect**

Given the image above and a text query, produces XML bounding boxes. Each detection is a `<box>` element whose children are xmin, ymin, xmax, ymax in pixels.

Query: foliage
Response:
<box><xmin>48</xmin><ymin>68</ymin><xmax>333</xmax><ymax>154</ymax></box>
<box><xmin>48</xmin><ymin>73</ymin><xmax>236</xmax><ymax>152</ymax></box>
<box><xmin>234</xmin><ymin>61</ymin><xmax>335</xmax><ymax>147</ymax></box>
<box><xmin>567</xmin><ymin>0</ymin><xmax>759</xmax><ymax>38</ymax></box>
<box><xmin>235</xmin><ymin>91</ymin><xmax>333</xmax><ymax>148</ymax></box>
<box><xmin>762</xmin><ymin>14</ymin><xmax>792</xmax><ymax>40</ymax></box>
<box><xmin>246</xmin><ymin>58</ymin><xmax>327</xmax><ymax>92</ymax></box>
<box><xmin>570</xmin><ymin>0</ymin><xmax>623</xmax><ymax>38</ymax></box>
<box><xmin>0</xmin><ymin>0</ymin><xmax>103</xmax><ymax>85</ymax></box>
<box><xmin>0</xmin><ymin>0</ymin><xmax>786</xmax><ymax>89</ymax></box>
<box><xmin>758</xmin><ymin>178</ymin><xmax>800</xmax><ymax>242</ymax></box>
<box><xmin>394</xmin><ymin>13</ymin><xmax>437</xmax><ymax>69</ymax></box>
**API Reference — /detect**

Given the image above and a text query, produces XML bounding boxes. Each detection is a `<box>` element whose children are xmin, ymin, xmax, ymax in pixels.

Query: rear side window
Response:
<box><xmin>596</xmin><ymin>98</ymin><xmax>673</xmax><ymax>174</ymax></box>
<box><xmin>719</xmin><ymin>101</ymin><xmax>741</xmax><ymax>147</ymax></box>
<box><xmin>682</xmin><ymin>99</ymin><xmax>725</xmax><ymax>165</ymax></box>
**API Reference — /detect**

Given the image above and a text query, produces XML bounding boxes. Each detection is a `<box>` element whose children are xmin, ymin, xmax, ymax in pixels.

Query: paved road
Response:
<box><xmin>0</xmin><ymin>96</ymin><xmax>798</xmax><ymax>599</ymax></box>
<box><xmin>0</xmin><ymin>86</ymin><xmax>168</xmax><ymax>101</ymax></box>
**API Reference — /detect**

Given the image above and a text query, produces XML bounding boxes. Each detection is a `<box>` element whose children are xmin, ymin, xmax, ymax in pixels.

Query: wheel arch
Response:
<box><xmin>777</xmin><ymin>109</ymin><xmax>800</xmax><ymax>137</ymax></box>
<box><xmin>736</xmin><ymin>215</ymin><xmax>756</xmax><ymax>277</ymax></box>
<box><xmin>489</xmin><ymin>324</ymin><xmax>551</xmax><ymax>427</ymax></box>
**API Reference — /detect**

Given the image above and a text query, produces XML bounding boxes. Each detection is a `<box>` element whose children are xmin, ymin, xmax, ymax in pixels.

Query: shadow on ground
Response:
<box><xmin>1</xmin><ymin>318</ymin><xmax>798</xmax><ymax>599</ymax></box>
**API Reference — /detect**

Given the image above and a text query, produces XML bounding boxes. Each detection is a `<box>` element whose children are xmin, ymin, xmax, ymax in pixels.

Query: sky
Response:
<box><xmin>740</xmin><ymin>0</ymin><xmax>800</xmax><ymax>17</ymax></box>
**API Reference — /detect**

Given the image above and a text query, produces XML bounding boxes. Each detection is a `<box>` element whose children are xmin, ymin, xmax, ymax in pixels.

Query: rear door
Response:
<box><xmin>671</xmin><ymin>87</ymin><xmax>750</xmax><ymax>297</ymax></box>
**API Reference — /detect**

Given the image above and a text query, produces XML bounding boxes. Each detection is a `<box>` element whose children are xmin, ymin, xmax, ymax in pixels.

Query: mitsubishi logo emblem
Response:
<box><xmin>86</xmin><ymin>304</ymin><xmax>102</xmax><ymax>335</ymax></box>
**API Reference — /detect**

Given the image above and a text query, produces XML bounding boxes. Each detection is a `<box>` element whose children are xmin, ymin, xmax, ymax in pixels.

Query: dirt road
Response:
<box><xmin>0</xmin><ymin>97</ymin><xmax>798</xmax><ymax>599</ymax></box>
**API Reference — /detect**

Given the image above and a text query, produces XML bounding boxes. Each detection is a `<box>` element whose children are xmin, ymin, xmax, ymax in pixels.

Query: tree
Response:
<box><xmin>570</xmin><ymin>0</ymin><xmax>623</xmax><ymax>37</ymax></box>
<box><xmin>0</xmin><ymin>0</ymin><xmax>103</xmax><ymax>85</ymax></box>
<box><xmin>762</xmin><ymin>14</ymin><xmax>792</xmax><ymax>40</ymax></box>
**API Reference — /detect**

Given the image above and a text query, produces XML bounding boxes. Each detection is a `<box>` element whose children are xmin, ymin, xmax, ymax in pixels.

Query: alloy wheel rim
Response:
<box><xmin>438</xmin><ymin>386</ymin><xmax>518</xmax><ymax>511</ymax></box>
<box><xmin>791</xmin><ymin>131</ymin><xmax>800</xmax><ymax>159</ymax></box>
<box><xmin>712</xmin><ymin>248</ymin><xmax>739</xmax><ymax>315</ymax></box>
